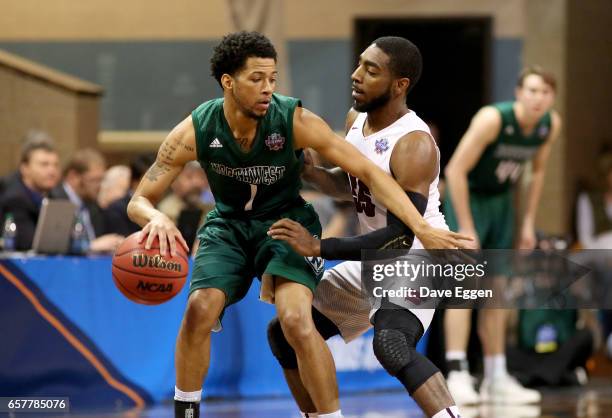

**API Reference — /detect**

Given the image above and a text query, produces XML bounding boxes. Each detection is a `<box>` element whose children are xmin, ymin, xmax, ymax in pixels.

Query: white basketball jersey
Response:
<box><xmin>345</xmin><ymin>111</ymin><xmax>448</xmax><ymax>248</ymax></box>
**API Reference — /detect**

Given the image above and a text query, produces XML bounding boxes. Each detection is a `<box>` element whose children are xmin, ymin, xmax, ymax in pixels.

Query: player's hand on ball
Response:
<box><xmin>268</xmin><ymin>218</ymin><xmax>321</xmax><ymax>257</ymax></box>
<box><xmin>417</xmin><ymin>224</ymin><xmax>474</xmax><ymax>250</ymax></box>
<box><xmin>138</xmin><ymin>213</ymin><xmax>189</xmax><ymax>257</ymax></box>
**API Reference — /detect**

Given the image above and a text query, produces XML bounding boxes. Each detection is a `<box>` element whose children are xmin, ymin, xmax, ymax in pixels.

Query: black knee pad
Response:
<box><xmin>267</xmin><ymin>308</ymin><xmax>340</xmax><ymax>370</ymax></box>
<box><xmin>373</xmin><ymin>306</ymin><xmax>440</xmax><ymax>394</ymax></box>
<box><xmin>267</xmin><ymin>317</ymin><xmax>298</xmax><ymax>369</ymax></box>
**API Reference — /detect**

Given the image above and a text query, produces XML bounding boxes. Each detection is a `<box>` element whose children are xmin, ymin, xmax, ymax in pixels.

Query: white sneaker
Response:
<box><xmin>447</xmin><ymin>370</ymin><xmax>480</xmax><ymax>405</ymax></box>
<box><xmin>574</xmin><ymin>367</ymin><xmax>588</xmax><ymax>386</ymax></box>
<box><xmin>480</xmin><ymin>374</ymin><xmax>541</xmax><ymax>404</ymax></box>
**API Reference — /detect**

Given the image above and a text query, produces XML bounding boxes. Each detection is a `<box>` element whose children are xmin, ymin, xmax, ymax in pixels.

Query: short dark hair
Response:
<box><xmin>20</xmin><ymin>130</ymin><xmax>57</xmax><ymax>163</ymax></box>
<box><xmin>210</xmin><ymin>31</ymin><xmax>277</xmax><ymax>86</ymax></box>
<box><xmin>64</xmin><ymin>148</ymin><xmax>106</xmax><ymax>176</ymax></box>
<box><xmin>372</xmin><ymin>36</ymin><xmax>422</xmax><ymax>94</ymax></box>
<box><xmin>129</xmin><ymin>153</ymin><xmax>156</xmax><ymax>181</ymax></box>
<box><xmin>517</xmin><ymin>66</ymin><xmax>557</xmax><ymax>91</ymax></box>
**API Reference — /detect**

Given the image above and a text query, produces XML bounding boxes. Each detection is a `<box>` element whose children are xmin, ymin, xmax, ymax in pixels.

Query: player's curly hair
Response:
<box><xmin>210</xmin><ymin>31</ymin><xmax>277</xmax><ymax>87</ymax></box>
<box><xmin>372</xmin><ymin>36</ymin><xmax>422</xmax><ymax>95</ymax></box>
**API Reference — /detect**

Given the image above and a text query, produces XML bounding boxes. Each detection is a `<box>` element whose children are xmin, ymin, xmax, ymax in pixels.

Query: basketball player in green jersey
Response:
<box><xmin>127</xmin><ymin>32</ymin><xmax>471</xmax><ymax>418</ymax></box>
<box><xmin>443</xmin><ymin>66</ymin><xmax>562</xmax><ymax>405</ymax></box>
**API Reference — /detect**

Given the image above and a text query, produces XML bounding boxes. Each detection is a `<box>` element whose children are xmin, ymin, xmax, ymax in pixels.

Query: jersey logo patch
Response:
<box><xmin>305</xmin><ymin>255</ymin><xmax>325</xmax><ymax>276</ymax></box>
<box><xmin>538</xmin><ymin>125</ymin><xmax>550</xmax><ymax>138</ymax></box>
<box><xmin>504</xmin><ymin>125</ymin><xmax>515</xmax><ymax>135</ymax></box>
<box><xmin>374</xmin><ymin>137</ymin><xmax>389</xmax><ymax>154</ymax></box>
<box><xmin>210</xmin><ymin>138</ymin><xmax>223</xmax><ymax>148</ymax></box>
<box><xmin>265</xmin><ymin>133</ymin><xmax>285</xmax><ymax>151</ymax></box>
<box><xmin>304</xmin><ymin>234</ymin><xmax>325</xmax><ymax>276</ymax></box>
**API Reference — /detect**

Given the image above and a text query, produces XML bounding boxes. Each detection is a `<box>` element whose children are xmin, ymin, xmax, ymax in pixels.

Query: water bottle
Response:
<box><xmin>70</xmin><ymin>212</ymin><xmax>90</xmax><ymax>255</ymax></box>
<box><xmin>2</xmin><ymin>213</ymin><xmax>17</xmax><ymax>252</ymax></box>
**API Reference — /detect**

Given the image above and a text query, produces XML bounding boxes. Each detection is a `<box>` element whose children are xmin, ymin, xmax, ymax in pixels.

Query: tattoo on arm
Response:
<box><xmin>181</xmin><ymin>143</ymin><xmax>195</xmax><ymax>153</ymax></box>
<box><xmin>145</xmin><ymin>161</ymin><xmax>172</xmax><ymax>182</ymax></box>
<box><xmin>158</xmin><ymin>141</ymin><xmax>178</xmax><ymax>164</ymax></box>
<box><xmin>159</xmin><ymin>134</ymin><xmax>195</xmax><ymax>163</ymax></box>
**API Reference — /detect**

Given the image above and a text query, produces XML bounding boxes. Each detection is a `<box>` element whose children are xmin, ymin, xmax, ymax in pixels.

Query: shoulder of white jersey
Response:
<box><xmin>402</xmin><ymin>111</ymin><xmax>432</xmax><ymax>136</ymax></box>
<box><xmin>348</xmin><ymin>112</ymin><xmax>367</xmax><ymax>134</ymax></box>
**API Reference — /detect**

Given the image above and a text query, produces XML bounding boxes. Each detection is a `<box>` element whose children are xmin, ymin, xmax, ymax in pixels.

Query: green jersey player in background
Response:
<box><xmin>443</xmin><ymin>66</ymin><xmax>562</xmax><ymax>405</ymax></box>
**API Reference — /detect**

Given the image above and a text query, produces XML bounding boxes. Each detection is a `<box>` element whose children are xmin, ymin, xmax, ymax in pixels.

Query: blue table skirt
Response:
<box><xmin>0</xmin><ymin>256</ymin><xmax>427</xmax><ymax>408</ymax></box>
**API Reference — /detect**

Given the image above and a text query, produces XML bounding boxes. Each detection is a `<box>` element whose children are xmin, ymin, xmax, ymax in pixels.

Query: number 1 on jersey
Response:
<box><xmin>244</xmin><ymin>184</ymin><xmax>257</xmax><ymax>211</ymax></box>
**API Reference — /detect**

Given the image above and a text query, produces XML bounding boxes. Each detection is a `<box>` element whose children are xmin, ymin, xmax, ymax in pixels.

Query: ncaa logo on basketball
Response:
<box><xmin>265</xmin><ymin>133</ymin><xmax>285</xmax><ymax>151</ymax></box>
<box><xmin>136</xmin><ymin>281</ymin><xmax>173</xmax><ymax>293</ymax></box>
<box><xmin>374</xmin><ymin>138</ymin><xmax>389</xmax><ymax>154</ymax></box>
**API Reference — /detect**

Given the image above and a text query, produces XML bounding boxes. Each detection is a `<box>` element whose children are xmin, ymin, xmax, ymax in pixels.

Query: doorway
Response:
<box><xmin>354</xmin><ymin>17</ymin><xmax>492</xmax><ymax>168</ymax></box>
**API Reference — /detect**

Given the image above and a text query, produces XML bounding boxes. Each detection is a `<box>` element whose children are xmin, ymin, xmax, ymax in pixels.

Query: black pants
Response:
<box><xmin>507</xmin><ymin>328</ymin><xmax>594</xmax><ymax>386</ymax></box>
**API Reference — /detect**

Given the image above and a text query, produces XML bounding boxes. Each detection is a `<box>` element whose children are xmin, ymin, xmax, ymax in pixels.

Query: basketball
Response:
<box><xmin>112</xmin><ymin>232</ymin><xmax>189</xmax><ymax>305</ymax></box>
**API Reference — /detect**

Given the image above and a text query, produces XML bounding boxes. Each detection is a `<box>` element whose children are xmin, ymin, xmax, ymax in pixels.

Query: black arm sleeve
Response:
<box><xmin>320</xmin><ymin>191</ymin><xmax>428</xmax><ymax>260</ymax></box>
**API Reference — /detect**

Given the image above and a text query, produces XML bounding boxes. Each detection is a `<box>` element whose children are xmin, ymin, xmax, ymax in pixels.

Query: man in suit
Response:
<box><xmin>53</xmin><ymin>148</ymin><xmax>123</xmax><ymax>253</ymax></box>
<box><xmin>104</xmin><ymin>154</ymin><xmax>156</xmax><ymax>237</ymax></box>
<box><xmin>1</xmin><ymin>140</ymin><xmax>61</xmax><ymax>250</ymax></box>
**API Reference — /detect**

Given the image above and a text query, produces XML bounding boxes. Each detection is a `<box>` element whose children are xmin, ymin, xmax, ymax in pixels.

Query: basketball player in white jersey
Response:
<box><xmin>268</xmin><ymin>37</ymin><xmax>462</xmax><ymax>418</ymax></box>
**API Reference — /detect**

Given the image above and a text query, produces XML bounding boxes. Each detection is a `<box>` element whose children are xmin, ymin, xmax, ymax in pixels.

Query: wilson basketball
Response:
<box><xmin>112</xmin><ymin>232</ymin><xmax>189</xmax><ymax>305</ymax></box>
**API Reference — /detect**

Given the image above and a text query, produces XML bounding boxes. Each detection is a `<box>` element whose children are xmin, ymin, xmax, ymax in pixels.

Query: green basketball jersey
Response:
<box><xmin>468</xmin><ymin>101</ymin><xmax>552</xmax><ymax>194</ymax></box>
<box><xmin>192</xmin><ymin>93</ymin><xmax>303</xmax><ymax>218</ymax></box>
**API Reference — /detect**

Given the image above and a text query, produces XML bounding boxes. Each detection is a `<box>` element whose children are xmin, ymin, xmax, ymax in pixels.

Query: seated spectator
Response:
<box><xmin>158</xmin><ymin>161</ymin><xmax>213</xmax><ymax>248</ymax></box>
<box><xmin>0</xmin><ymin>169</ymin><xmax>20</xmax><ymax>200</ymax></box>
<box><xmin>98</xmin><ymin>165</ymin><xmax>131</xmax><ymax>209</ymax></box>
<box><xmin>104</xmin><ymin>154</ymin><xmax>155</xmax><ymax>237</ymax></box>
<box><xmin>52</xmin><ymin>149</ymin><xmax>123</xmax><ymax>253</ymax></box>
<box><xmin>508</xmin><ymin>309</ymin><xmax>596</xmax><ymax>387</ymax></box>
<box><xmin>1</xmin><ymin>130</ymin><xmax>57</xmax><ymax>222</ymax></box>
<box><xmin>0</xmin><ymin>138</ymin><xmax>60</xmax><ymax>250</ymax></box>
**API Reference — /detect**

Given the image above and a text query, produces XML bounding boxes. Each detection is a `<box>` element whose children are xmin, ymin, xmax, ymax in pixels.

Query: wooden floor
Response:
<box><xmin>44</xmin><ymin>378</ymin><xmax>611</xmax><ymax>418</ymax></box>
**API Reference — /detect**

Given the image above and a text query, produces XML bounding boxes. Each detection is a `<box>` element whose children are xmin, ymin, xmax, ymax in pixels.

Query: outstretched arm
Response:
<box><xmin>518</xmin><ymin>111</ymin><xmax>562</xmax><ymax>249</ymax></box>
<box><xmin>270</xmin><ymin>131</ymin><xmax>440</xmax><ymax>258</ymax></box>
<box><xmin>444</xmin><ymin>106</ymin><xmax>500</xmax><ymax>248</ymax></box>
<box><xmin>127</xmin><ymin>115</ymin><xmax>196</xmax><ymax>256</ymax></box>
<box><xmin>293</xmin><ymin>107</ymin><xmax>471</xmax><ymax>249</ymax></box>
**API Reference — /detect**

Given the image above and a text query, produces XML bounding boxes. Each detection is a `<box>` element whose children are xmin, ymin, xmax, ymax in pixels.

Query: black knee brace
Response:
<box><xmin>372</xmin><ymin>305</ymin><xmax>440</xmax><ymax>394</ymax></box>
<box><xmin>267</xmin><ymin>307</ymin><xmax>341</xmax><ymax>370</ymax></box>
<box><xmin>267</xmin><ymin>316</ymin><xmax>298</xmax><ymax>369</ymax></box>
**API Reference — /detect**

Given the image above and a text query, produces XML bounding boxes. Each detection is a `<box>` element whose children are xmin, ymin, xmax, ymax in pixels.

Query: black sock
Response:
<box><xmin>175</xmin><ymin>400</ymin><xmax>199</xmax><ymax>418</ymax></box>
<box><xmin>447</xmin><ymin>359</ymin><xmax>469</xmax><ymax>373</ymax></box>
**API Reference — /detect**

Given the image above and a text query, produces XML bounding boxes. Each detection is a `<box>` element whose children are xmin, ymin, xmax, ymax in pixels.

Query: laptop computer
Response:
<box><xmin>32</xmin><ymin>198</ymin><xmax>77</xmax><ymax>255</ymax></box>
